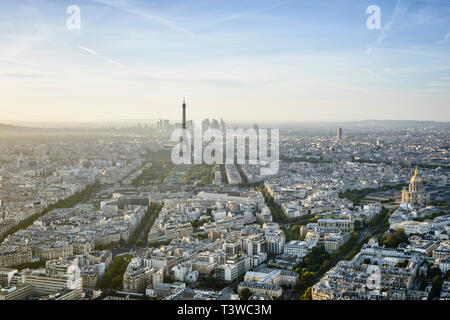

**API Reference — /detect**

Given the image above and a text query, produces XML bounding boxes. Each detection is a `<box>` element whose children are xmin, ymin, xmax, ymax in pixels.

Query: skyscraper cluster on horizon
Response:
<box><xmin>155</xmin><ymin>99</ymin><xmax>226</xmax><ymax>134</ymax></box>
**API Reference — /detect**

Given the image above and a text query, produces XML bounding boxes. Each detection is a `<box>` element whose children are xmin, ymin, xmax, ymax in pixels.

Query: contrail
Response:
<box><xmin>78</xmin><ymin>46</ymin><xmax>127</xmax><ymax>69</ymax></box>
<box><xmin>78</xmin><ymin>46</ymin><xmax>100</xmax><ymax>56</ymax></box>
<box><xmin>367</xmin><ymin>0</ymin><xmax>409</xmax><ymax>54</ymax></box>
<box><xmin>88</xmin><ymin>0</ymin><xmax>190</xmax><ymax>34</ymax></box>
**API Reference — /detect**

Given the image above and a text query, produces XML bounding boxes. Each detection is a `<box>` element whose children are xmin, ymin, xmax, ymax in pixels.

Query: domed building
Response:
<box><xmin>401</xmin><ymin>167</ymin><xmax>427</xmax><ymax>204</ymax></box>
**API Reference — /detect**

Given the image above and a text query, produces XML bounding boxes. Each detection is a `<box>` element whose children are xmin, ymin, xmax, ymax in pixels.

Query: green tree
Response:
<box><xmin>240</xmin><ymin>287</ymin><xmax>252</xmax><ymax>300</ymax></box>
<box><xmin>300</xmin><ymin>287</ymin><xmax>312</xmax><ymax>300</ymax></box>
<box><xmin>428</xmin><ymin>275</ymin><xmax>443</xmax><ymax>300</ymax></box>
<box><xmin>427</xmin><ymin>266</ymin><xmax>442</xmax><ymax>279</ymax></box>
<box><xmin>98</xmin><ymin>255</ymin><xmax>132</xmax><ymax>290</ymax></box>
<box><xmin>382</xmin><ymin>228</ymin><xmax>409</xmax><ymax>248</ymax></box>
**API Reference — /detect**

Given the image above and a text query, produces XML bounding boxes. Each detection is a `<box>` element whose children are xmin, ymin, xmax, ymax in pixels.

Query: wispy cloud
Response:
<box><xmin>204</xmin><ymin>1</ymin><xmax>292</xmax><ymax>27</ymax></box>
<box><xmin>424</xmin><ymin>76</ymin><xmax>450</xmax><ymax>94</ymax></box>
<box><xmin>427</xmin><ymin>76</ymin><xmax>450</xmax><ymax>88</ymax></box>
<box><xmin>89</xmin><ymin>0</ymin><xmax>190</xmax><ymax>34</ymax></box>
<box><xmin>417</xmin><ymin>0</ymin><xmax>450</xmax><ymax>4</ymax></box>
<box><xmin>0</xmin><ymin>73</ymin><xmax>50</xmax><ymax>79</ymax></box>
<box><xmin>367</xmin><ymin>0</ymin><xmax>410</xmax><ymax>54</ymax></box>
<box><xmin>437</xmin><ymin>31</ymin><xmax>450</xmax><ymax>44</ymax></box>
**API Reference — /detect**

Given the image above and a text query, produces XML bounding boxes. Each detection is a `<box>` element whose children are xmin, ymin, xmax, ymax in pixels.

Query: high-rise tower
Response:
<box><xmin>182</xmin><ymin>98</ymin><xmax>186</xmax><ymax>130</ymax></box>
<box><xmin>337</xmin><ymin>127</ymin><xmax>343</xmax><ymax>141</ymax></box>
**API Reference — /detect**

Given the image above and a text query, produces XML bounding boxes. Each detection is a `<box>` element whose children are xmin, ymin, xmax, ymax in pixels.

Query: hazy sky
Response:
<box><xmin>0</xmin><ymin>0</ymin><xmax>449</xmax><ymax>123</ymax></box>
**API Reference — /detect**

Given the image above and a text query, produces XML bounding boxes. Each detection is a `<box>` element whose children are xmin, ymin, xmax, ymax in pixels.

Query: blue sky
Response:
<box><xmin>0</xmin><ymin>0</ymin><xmax>449</xmax><ymax>122</ymax></box>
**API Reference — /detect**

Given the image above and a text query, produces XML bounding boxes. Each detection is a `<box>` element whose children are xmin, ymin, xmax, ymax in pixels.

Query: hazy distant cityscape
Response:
<box><xmin>0</xmin><ymin>0</ymin><xmax>449</xmax><ymax>305</ymax></box>
<box><xmin>0</xmin><ymin>105</ymin><xmax>449</xmax><ymax>300</ymax></box>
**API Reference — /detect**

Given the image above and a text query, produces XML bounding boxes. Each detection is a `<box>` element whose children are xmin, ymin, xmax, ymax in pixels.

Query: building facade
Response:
<box><xmin>402</xmin><ymin>168</ymin><xmax>427</xmax><ymax>204</ymax></box>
